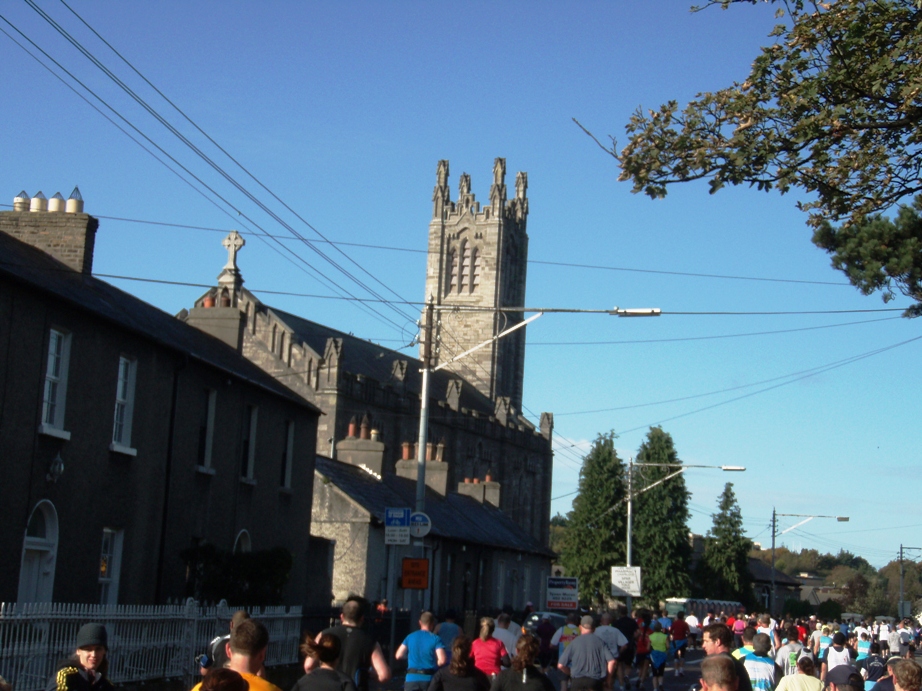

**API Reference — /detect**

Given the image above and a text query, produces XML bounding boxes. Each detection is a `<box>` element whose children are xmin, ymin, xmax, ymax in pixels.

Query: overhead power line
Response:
<box><xmin>0</xmin><ymin>206</ymin><xmax>859</xmax><ymax>290</ymax></box>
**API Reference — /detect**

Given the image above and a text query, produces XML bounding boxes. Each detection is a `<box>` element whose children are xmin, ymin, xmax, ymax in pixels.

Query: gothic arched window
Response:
<box><xmin>447</xmin><ymin>248</ymin><xmax>458</xmax><ymax>295</ymax></box>
<box><xmin>460</xmin><ymin>241</ymin><xmax>471</xmax><ymax>293</ymax></box>
<box><xmin>471</xmin><ymin>248</ymin><xmax>481</xmax><ymax>293</ymax></box>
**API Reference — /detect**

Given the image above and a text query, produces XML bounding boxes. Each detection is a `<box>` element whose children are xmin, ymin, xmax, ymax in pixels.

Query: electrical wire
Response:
<box><xmin>54</xmin><ymin>0</ymin><xmax>421</xmax><ymax>328</ymax></box>
<box><xmin>614</xmin><ymin>334</ymin><xmax>922</xmax><ymax>435</ymax></box>
<box><xmin>12</xmin><ymin>3</ymin><xmax>419</xmax><ymax>335</ymax></box>
<box><xmin>0</xmin><ymin>206</ymin><xmax>858</xmax><ymax>289</ymax></box>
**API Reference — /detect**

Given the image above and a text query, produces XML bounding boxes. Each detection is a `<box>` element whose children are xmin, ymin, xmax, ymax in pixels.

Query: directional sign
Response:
<box><xmin>385</xmin><ymin>507</ymin><xmax>410</xmax><ymax>545</ymax></box>
<box><xmin>611</xmin><ymin>566</ymin><xmax>642</xmax><ymax>597</ymax></box>
<box><xmin>408</xmin><ymin>511</ymin><xmax>432</xmax><ymax>538</ymax></box>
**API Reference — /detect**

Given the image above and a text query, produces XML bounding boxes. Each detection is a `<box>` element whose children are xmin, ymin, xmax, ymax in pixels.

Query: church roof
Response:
<box><xmin>0</xmin><ymin>230</ymin><xmax>320</xmax><ymax>411</ymax></box>
<box><xmin>268</xmin><ymin>305</ymin><xmax>515</xmax><ymax>421</ymax></box>
<box><xmin>315</xmin><ymin>456</ymin><xmax>555</xmax><ymax>558</ymax></box>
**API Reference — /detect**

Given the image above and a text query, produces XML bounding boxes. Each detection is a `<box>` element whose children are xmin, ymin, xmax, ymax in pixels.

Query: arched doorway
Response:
<box><xmin>233</xmin><ymin>529</ymin><xmax>251</xmax><ymax>554</ymax></box>
<box><xmin>18</xmin><ymin>501</ymin><xmax>59</xmax><ymax>602</ymax></box>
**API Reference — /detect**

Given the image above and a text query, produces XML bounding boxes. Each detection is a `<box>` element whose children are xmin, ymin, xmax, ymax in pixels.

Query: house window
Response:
<box><xmin>280</xmin><ymin>420</ymin><xmax>294</xmax><ymax>488</ymax></box>
<box><xmin>98</xmin><ymin>528</ymin><xmax>124</xmax><ymax>605</ymax></box>
<box><xmin>40</xmin><ymin>329</ymin><xmax>71</xmax><ymax>439</ymax></box>
<box><xmin>111</xmin><ymin>356</ymin><xmax>137</xmax><ymax>452</ymax></box>
<box><xmin>197</xmin><ymin>388</ymin><xmax>217</xmax><ymax>469</ymax></box>
<box><xmin>241</xmin><ymin>405</ymin><xmax>258</xmax><ymax>481</ymax></box>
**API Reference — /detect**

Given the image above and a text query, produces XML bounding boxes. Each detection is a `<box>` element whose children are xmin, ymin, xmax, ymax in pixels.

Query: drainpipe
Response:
<box><xmin>154</xmin><ymin>354</ymin><xmax>187</xmax><ymax>602</ymax></box>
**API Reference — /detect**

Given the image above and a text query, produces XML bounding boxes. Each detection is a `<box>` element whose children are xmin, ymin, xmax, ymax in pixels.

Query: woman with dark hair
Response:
<box><xmin>291</xmin><ymin>633</ymin><xmax>357</xmax><ymax>691</ymax></box>
<box><xmin>45</xmin><ymin>623</ymin><xmax>114</xmax><ymax>691</ymax></box>
<box><xmin>488</xmin><ymin>635</ymin><xmax>554</xmax><ymax>691</ymax></box>
<box><xmin>427</xmin><ymin>635</ymin><xmax>490</xmax><ymax>691</ymax></box>
<box><xmin>202</xmin><ymin>669</ymin><xmax>250</xmax><ymax>691</ymax></box>
<box><xmin>471</xmin><ymin>618</ymin><xmax>510</xmax><ymax>678</ymax></box>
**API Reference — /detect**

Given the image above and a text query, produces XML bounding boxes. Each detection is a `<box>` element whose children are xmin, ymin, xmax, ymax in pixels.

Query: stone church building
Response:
<box><xmin>185</xmin><ymin>160</ymin><xmax>555</xmax><ymax>606</ymax></box>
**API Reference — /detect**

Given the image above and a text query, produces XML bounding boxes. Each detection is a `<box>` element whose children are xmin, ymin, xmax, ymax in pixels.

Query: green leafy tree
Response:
<box><xmin>561</xmin><ymin>431</ymin><xmax>627</xmax><ymax>606</ymax></box>
<box><xmin>697</xmin><ymin>483</ymin><xmax>754</xmax><ymax>606</ymax></box>
<box><xmin>631</xmin><ymin>427</ymin><xmax>692</xmax><ymax>605</ymax></box>
<box><xmin>599</xmin><ymin>0</ymin><xmax>922</xmax><ymax>314</ymax></box>
<box><xmin>549</xmin><ymin>513</ymin><xmax>569</xmax><ymax>555</ymax></box>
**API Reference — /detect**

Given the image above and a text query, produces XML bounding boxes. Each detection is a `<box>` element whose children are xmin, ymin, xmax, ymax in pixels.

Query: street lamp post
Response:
<box><xmin>770</xmin><ymin>509</ymin><xmax>849</xmax><ymax>616</ymax></box>
<box><xmin>622</xmin><ymin>461</ymin><xmax>745</xmax><ymax>612</ymax></box>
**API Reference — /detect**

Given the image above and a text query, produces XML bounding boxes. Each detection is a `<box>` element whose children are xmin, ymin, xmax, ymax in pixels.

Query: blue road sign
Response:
<box><xmin>385</xmin><ymin>507</ymin><xmax>410</xmax><ymax>527</ymax></box>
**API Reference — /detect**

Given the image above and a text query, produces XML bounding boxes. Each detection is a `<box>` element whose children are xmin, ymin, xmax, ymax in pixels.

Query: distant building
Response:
<box><xmin>0</xmin><ymin>197</ymin><xmax>325</xmax><ymax>605</ymax></box>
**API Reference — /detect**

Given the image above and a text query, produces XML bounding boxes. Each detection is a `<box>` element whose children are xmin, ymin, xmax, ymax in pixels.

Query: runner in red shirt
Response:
<box><xmin>670</xmin><ymin>611</ymin><xmax>690</xmax><ymax>678</ymax></box>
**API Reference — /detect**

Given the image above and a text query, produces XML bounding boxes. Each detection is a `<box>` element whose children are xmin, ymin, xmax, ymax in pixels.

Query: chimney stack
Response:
<box><xmin>2</xmin><ymin>188</ymin><xmax>97</xmax><ymax>273</ymax></box>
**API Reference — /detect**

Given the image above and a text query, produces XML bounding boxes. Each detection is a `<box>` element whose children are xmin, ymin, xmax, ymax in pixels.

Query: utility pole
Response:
<box><xmin>415</xmin><ymin>298</ymin><xmax>434</xmax><ymax>514</ymax></box>
<box><xmin>898</xmin><ymin>545</ymin><xmax>922</xmax><ymax>618</ymax></box>
<box><xmin>626</xmin><ymin>457</ymin><xmax>634</xmax><ymax>614</ymax></box>
<box><xmin>771</xmin><ymin>508</ymin><xmax>777</xmax><ymax>616</ymax></box>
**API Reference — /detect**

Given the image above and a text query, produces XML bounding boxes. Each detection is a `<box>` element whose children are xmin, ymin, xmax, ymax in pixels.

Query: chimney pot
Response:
<box><xmin>30</xmin><ymin>191</ymin><xmax>47</xmax><ymax>212</ymax></box>
<box><xmin>401</xmin><ymin>441</ymin><xmax>412</xmax><ymax>461</ymax></box>
<box><xmin>13</xmin><ymin>191</ymin><xmax>30</xmax><ymax>212</ymax></box>
<box><xmin>370</xmin><ymin>428</ymin><xmax>380</xmax><ymax>442</ymax></box>
<box><xmin>347</xmin><ymin>417</ymin><xmax>358</xmax><ymax>439</ymax></box>
<box><xmin>472</xmin><ymin>477</ymin><xmax>480</xmax><ymax>484</ymax></box>
<box><xmin>48</xmin><ymin>192</ymin><xmax>65</xmax><ymax>213</ymax></box>
<box><xmin>464</xmin><ymin>477</ymin><xmax>471</xmax><ymax>483</ymax></box>
<box><xmin>66</xmin><ymin>186</ymin><xmax>84</xmax><ymax>213</ymax></box>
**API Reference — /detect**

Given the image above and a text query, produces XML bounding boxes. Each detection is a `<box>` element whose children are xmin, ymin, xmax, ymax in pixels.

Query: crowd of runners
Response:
<box><xmin>31</xmin><ymin>603</ymin><xmax>922</xmax><ymax>691</ymax></box>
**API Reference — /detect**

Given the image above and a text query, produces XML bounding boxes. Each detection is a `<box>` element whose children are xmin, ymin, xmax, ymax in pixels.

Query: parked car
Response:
<box><xmin>522</xmin><ymin>611</ymin><xmax>567</xmax><ymax>635</ymax></box>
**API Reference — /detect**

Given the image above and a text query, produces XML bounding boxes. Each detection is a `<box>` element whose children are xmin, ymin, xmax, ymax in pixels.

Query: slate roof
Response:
<box><xmin>315</xmin><ymin>456</ymin><xmax>555</xmax><ymax>558</ymax></box>
<box><xmin>0</xmin><ymin>229</ymin><xmax>320</xmax><ymax>411</ymax></box>
<box><xmin>748</xmin><ymin>557</ymin><xmax>802</xmax><ymax>586</ymax></box>
<box><xmin>268</xmin><ymin>303</ymin><xmax>532</xmax><ymax>426</ymax></box>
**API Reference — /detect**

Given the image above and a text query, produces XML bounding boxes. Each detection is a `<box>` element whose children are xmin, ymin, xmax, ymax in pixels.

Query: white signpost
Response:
<box><xmin>546</xmin><ymin>576</ymin><xmax>579</xmax><ymax>610</ymax></box>
<box><xmin>611</xmin><ymin>566</ymin><xmax>642</xmax><ymax>597</ymax></box>
<box><xmin>385</xmin><ymin>507</ymin><xmax>411</xmax><ymax>545</ymax></box>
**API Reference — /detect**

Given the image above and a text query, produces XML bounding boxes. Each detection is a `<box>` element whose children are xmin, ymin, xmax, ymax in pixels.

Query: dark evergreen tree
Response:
<box><xmin>697</xmin><ymin>482</ymin><xmax>754</xmax><ymax>606</ymax></box>
<box><xmin>631</xmin><ymin>427</ymin><xmax>691</xmax><ymax>606</ymax></box>
<box><xmin>561</xmin><ymin>431</ymin><xmax>627</xmax><ymax>607</ymax></box>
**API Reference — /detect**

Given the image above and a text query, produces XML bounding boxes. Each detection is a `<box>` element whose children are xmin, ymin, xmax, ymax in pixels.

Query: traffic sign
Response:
<box><xmin>385</xmin><ymin>507</ymin><xmax>410</xmax><ymax>545</ymax></box>
<box><xmin>408</xmin><ymin>511</ymin><xmax>432</xmax><ymax>538</ymax></box>
<box><xmin>611</xmin><ymin>566</ymin><xmax>642</xmax><ymax>597</ymax></box>
<box><xmin>402</xmin><ymin>558</ymin><xmax>430</xmax><ymax>589</ymax></box>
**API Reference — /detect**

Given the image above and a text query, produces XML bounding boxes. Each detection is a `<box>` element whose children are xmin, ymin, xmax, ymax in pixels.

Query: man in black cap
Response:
<box><xmin>46</xmin><ymin>623</ymin><xmax>114</xmax><ymax>691</ymax></box>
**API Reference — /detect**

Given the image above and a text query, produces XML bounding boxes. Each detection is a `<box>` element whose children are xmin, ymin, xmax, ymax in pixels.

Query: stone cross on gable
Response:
<box><xmin>223</xmin><ymin>230</ymin><xmax>245</xmax><ymax>270</ymax></box>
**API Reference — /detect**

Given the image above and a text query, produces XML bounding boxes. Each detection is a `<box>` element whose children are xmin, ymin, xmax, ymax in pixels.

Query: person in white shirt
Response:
<box><xmin>686</xmin><ymin>613</ymin><xmax>701</xmax><ymax>650</ymax></box>
<box><xmin>493</xmin><ymin>613</ymin><xmax>518</xmax><ymax>661</ymax></box>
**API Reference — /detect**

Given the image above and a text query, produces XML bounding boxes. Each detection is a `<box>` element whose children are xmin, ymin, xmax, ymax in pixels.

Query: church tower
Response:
<box><xmin>424</xmin><ymin>158</ymin><xmax>529</xmax><ymax>411</ymax></box>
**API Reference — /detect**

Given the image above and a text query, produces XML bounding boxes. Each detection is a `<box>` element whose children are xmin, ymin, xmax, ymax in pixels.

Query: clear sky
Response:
<box><xmin>2</xmin><ymin>1</ymin><xmax>918</xmax><ymax>571</ymax></box>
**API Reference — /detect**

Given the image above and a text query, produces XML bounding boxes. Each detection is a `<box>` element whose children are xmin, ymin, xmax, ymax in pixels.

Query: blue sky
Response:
<box><xmin>2</xmin><ymin>1</ymin><xmax>918</xmax><ymax>571</ymax></box>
